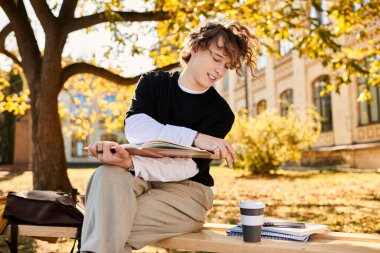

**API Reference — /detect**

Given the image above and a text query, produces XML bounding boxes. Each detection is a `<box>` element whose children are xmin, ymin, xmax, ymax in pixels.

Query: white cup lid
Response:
<box><xmin>239</xmin><ymin>200</ymin><xmax>265</xmax><ymax>209</ymax></box>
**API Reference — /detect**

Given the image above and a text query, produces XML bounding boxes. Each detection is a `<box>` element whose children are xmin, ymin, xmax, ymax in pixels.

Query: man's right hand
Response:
<box><xmin>193</xmin><ymin>133</ymin><xmax>237</xmax><ymax>168</ymax></box>
<box><xmin>88</xmin><ymin>141</ymin><xmax>133</xmax><ymax>170</ymax></box>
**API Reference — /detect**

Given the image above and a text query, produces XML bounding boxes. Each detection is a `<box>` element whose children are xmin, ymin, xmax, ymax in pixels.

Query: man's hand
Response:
<box><xmin>193</xmin><ymin>133</ymin><xmax>237</xmax><ymax>168</ymax></box>
<box><xmin>87</xmin><ymin>141</ymin><xmax>133</xmax><ymax>170</ymax></box>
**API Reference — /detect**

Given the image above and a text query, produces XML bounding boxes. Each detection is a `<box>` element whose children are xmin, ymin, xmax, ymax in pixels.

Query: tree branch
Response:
<box><xmin>60</xmin><ymin>62</ymin><xmax>180</xmax><ymax>89</ymax></box>
<box><xmin>0</xmin><ymin>23</ymin><xmax>20</xmax><ymax>66</ymax></box>
<box><xmin>0</xmin><ymin>23</ymin><xmax>23</xmax><ymax>67</ymax></box>
<box><xmin>59</xmin><ymin>0</ymin><xmax>78</xmax><ymax>20</ymax></box>
<box><xmin>0</xmin><ymin>0</ymin><xmax>17</xmax><ymax>23</ymax></box>
<box><xmin>60</xmin><ymin>63</ymin><xmax>138</xmax><ymax>88</ymax></box>
<box><xmin>0</xmin><ymin>23</ymin><xmax>12</xmax><ymax>47</ymax></box>
<box><xmin>29</xmin><ymin>0</ymin><xmax>57</xmax><ymax>30</ymax></box>
<box><xmin>0</xmin><ymin>49</ymin><xmax>21</xmax><ymax>66</ymax></box>
<box><xmin>0</xmin><ymin>0</ymin><xmax>40</xmax><ymax>77</ymax></box>
<box><xmin>64</xmin><ymin>11</ymin><xmax>170</xmax><ymax>33</ymax></box>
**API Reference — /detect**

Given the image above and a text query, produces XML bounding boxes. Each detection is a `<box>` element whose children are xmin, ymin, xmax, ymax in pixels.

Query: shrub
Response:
<box><xmin>226</xmin><ymin>107</ymin><xmax>321</xmax><ymax>174</ymax></box>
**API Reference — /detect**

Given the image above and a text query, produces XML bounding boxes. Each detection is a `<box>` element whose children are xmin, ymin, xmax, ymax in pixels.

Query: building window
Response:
<box><xmin>257</xmin><ymin>100</ymin><xmax>267</xmax><ymax>115</ymax></box>
<box><xmin>257</xmin><ymin>45</ymin><xmax>267</xmax><ymax>70</ymax></box>
<box><xmin>313</xmin><ymin>76</ymin><xmax>333</xmax><ymax>132</ymax></box>
<box><xmin>278</xmin><ymin>40</ymin><xmax>293</xmax><ymax>56</ymax></box>
<box><xmin>358</xmin><ymin>56</ymin><xmax>380</xmax><ymax>126</ymax></box>
<box><xmin>280</xmin><ymin>89</ymin><xmax>293</xmax><ymax>116</ymax></box>
<box><xmin>310</xmin><ymin>0</ymin><xmax>328</xmax><ymax>28</ymax></box>
<box><xmin>71</xmin><ymin>136</ymin><xmax>88</xmax><ymax>157</ymax></box>
<box><xmin>72</xmin><ymin>94</ymin><xmax>90</xmax><ymax>118</ymax></box>
<box><xmin>103</xmin><ymin>95</ymin><xmax>116</xmax><ymax>116</ymax></box>
<box><xmin>354</xmin><ymin>0</ymin><xmax>369</xmax><ymax>11</ymax></box>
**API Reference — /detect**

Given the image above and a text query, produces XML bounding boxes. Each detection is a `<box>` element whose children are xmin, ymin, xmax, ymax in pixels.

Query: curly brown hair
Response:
<box><xmin>181</xmin><ymin>20</ymin><xmax>260</xmax><ymax>76</ymax></box>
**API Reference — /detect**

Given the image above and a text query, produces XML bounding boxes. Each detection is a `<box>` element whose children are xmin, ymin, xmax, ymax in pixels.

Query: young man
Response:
<box><xmin>81</xmin><ymin>20</ymin><xmax>259</xmax><ymax>253</ymax></box>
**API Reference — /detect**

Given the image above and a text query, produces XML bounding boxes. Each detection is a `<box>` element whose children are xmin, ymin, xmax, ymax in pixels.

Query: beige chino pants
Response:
<box><xmin>80</xmin><ymin>165</ymin><xmax>213</xmax><ymax>253</ymax></box>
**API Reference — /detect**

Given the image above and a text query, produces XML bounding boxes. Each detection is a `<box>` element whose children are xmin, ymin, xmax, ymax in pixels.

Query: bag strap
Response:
<box><xmin>5</xmin><ymin>219</ymin><xmax>81</xmax><ymax>253</ymax></box>
<box><xmin>5</xmin><ymin>218</ymin><xmax>18</xmax><ymax>253</ymax></box>
<box><xmin>70</xmin><ymin>226</ymin><xmax>82</xmax><ymax>253</ymax></box>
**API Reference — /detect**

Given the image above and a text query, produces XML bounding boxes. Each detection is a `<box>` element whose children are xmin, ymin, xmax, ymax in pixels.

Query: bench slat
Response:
<box><xmin>2</xmin><ymin>225</ymin><xmax>77</xmax><ymax>238</ymax></box>
<box><xmin>202</xmin><ymin>223</ymin><xmax>380</xmax><ymax>243</ymax></box>
<box><xmin>310</xmin><ymin>232</ymin><xmax>380</xmax><ymax>243</ymax></box>
<box><xmin>2</xmin><ymin>224</ymin><xmax>380</xmax><ymax>253</ymax></box>
<box><xmin>154</xmin><ymin>230</ymin><xmax>380</xmax><ymax>253</ymax></box>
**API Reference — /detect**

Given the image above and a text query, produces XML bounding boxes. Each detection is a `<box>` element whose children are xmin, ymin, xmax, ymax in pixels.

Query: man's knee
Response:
<box><xmin>93</xmin><ymin>165</ymin><xmax>130</xmax><ymax>181</ymax></box>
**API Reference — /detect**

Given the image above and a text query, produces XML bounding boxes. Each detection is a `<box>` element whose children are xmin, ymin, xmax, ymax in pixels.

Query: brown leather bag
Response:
<box><xmin>4</xmin><ymin>189</ymin><xmax>85</xmax><ymax>253</ymax></box>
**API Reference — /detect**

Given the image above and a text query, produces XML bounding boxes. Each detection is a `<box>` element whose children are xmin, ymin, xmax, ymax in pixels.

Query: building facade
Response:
<box><xmin>58</xmin><ymin>91</ymin><xmax>126</xmax><ymax>166</ymax></box>
<box><xmin>10</xmin><ymin>87</ymin><xmax>128</xmax><ymax>170</ymax></box>
<box><xmin>214</xmin><ymin>49</ymin><xmax>380</xmax><ymax>170</ymax></box>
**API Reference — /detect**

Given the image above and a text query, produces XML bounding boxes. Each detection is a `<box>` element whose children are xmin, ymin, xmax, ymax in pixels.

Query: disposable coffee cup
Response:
<box><xmin>239</xmin><ymin>200</ymin><xmax>265</xmax><ymax>242</ymax></box>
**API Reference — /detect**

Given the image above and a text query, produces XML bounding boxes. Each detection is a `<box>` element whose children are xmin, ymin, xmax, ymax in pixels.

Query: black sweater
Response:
<box><xmin>126</xmin><ymin>71</ymin><xmax>234</xmax><ymax>186</ymax></box>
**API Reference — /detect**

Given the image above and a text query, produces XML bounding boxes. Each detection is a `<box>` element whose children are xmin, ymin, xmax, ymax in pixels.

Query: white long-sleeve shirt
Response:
<box><xmin>124</xmin><ymin>113</ymin><xmax>197</xmax><ymax>146</ymax></box>
<box><xmin>124</xmin><ymin>80</ymin><xmax>208</xmax><ymax>182</ymax></box>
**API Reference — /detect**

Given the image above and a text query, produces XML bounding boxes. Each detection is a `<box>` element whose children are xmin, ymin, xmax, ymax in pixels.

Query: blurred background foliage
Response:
<box><xmin>227</xmin><ymin>107</ymin><xmax>321</xmax><ymax>174</ymax></box>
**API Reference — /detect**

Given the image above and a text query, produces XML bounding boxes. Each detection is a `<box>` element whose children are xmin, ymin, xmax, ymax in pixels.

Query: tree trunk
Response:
<box><xmin>30</xmin><ymin>74</ymin><xmax>72</xmax><ymax>191</ymax></box>
<box><xmin>31</xmin><ymin>87</ymin><xmax>72</xmax><ymax>191</ymax></box>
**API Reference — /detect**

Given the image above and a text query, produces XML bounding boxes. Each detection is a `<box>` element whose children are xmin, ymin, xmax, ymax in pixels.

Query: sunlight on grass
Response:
<box><xmin>209</xmin><ymin>167</ymin><xmax>380</xmax><ymax>234</ymax></box>
<box><xmin>0</xmin><ymin>167</ymin><xmax>379</xmax><ymax>252</ymax></box>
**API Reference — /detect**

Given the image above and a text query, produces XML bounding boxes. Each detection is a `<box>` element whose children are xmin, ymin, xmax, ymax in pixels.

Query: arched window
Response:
<box><xmin>280</xmin><ymin>89</ymin><xmax>293</xmax><ymax>116</ymax></box>
<box><xmin>71</xmin><ymin>135</ymin><xmax>88</xmax><ymax>157</ymax></box>
<box><xmin>313</xmin><ymin>76</ymin><xmax>333</xmax><ymax>132</ymax></box>
<box><xmin>358</xmin><ymin>56</ymin><xmax>380</xmax><ymax>125</ymax></box>
<box><xmin>257</xmin><ymin>100</ymin><xmax>267</xmax><ymax>115</ymax></box>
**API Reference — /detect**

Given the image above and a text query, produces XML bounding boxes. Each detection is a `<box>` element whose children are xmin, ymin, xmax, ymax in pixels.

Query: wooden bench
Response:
<box><xmin>2</xmin><ymin>223</ymin><xmax>380</xmax><ymax>253</ymax></box>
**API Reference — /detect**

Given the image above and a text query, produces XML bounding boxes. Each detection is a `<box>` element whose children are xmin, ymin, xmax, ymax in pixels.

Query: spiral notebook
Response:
<box><xmin>226</xmin><ymin>225</ymin><xmax>310</xmax><ymax>242</ymax></box>
<box><xmin>260</xmin><ymin>218</ymin><xmax>328</xmax><ymax>237</ymax></box>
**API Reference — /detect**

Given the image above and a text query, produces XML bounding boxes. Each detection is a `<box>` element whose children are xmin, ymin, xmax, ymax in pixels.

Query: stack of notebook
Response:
<box><xmin>0</xmin><ymin>195</ymin><xmax>7</xmax><ymax>233</ymax></box>
<box><xmin>226</xmin><ymin>218</ymin><xmax>327</xmax><ymax>242</ymax></box>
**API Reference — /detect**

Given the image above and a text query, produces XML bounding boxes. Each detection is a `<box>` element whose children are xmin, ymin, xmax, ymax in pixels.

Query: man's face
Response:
<box><xmin>189</xmin><ymin>37</ymin><xmax>232</xmax><ymax>90</ymax></box>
